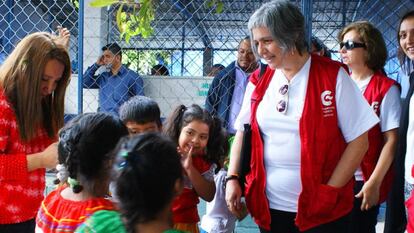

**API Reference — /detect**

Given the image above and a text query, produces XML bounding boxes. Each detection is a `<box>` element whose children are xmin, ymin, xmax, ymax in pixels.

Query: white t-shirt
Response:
<box><xmin>234</xmin><ymin>57</ymin><xmax>379</xmax><ymax>212</ymax></box>
<box><xmin>353</xmin><ymin>77</ymin><xmax>401</xmax><ymax>181</ymax></box>
<box><xmin>200</xmin><ymin>169</ymin><xmax>237</xmax><ymax>233</ymax></box>
<box><xmin>405</xmin><ymin>93</ymin><xmax>414</xmax><ymax>184</ymax></box>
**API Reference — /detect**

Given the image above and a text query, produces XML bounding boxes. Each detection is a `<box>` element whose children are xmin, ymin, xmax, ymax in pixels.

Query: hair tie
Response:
<box><xmin>117</xmin><ymin>149</ymin><xmax>129</xmax><ymax>170</ymax></box>
<box><xmin>67</xmin><ymin>177</ymin><xmax>83</xmax><ymax>193</ymax></box>
<box><xmin>67</xmin><ymin>177</ymin><xmax>79</xmax><ymax>188</ymax></box>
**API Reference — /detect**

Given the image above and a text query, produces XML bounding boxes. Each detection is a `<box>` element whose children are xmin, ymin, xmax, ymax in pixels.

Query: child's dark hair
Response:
<box><xmin>56</xmin><ymin>112</ymin><xmax>128</xmax><ymax>194</ymax></box>
<box><xmin>163</xmin><ymin>104</ymin><xmax>228</xmax><ymax>169</ymax></box>
<box><xmin>114</xmin><ymin>133</ymin><xmax>182</xmax><ymax>233</ymax></box>
<box><xmin>119</xmin><ymin>96</ymin><xmax>162</xmax><ymax>127</ymax></box>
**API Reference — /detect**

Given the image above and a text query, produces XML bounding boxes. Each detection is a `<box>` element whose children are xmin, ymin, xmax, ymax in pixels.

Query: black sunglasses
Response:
<box><xmin>340</xmin><ymin>40</ymin><xmax>366</xmax><ymax>50</ymax></box>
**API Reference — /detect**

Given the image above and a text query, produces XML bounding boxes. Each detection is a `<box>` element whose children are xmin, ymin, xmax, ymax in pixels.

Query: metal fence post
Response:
<box><xmin>78</xmin><ymin>0</ymin><xmax>84</xmax><ymax>114</ymax></box>
<box><xmin>302</xmin><ymin>0</ymin><xmax>313</xmax><ymax>48</ymax></box>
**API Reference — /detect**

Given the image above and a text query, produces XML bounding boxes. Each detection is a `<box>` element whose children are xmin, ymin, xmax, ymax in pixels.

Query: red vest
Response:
<box><xmin>246</xmin><ymin>55</ymin><xmax>352</xmax><ymax>231</ymax></box>
<box><xmin>361</xmin><ymin>71</ymin><xmax>397</xmax><ymax>204</ymax></box>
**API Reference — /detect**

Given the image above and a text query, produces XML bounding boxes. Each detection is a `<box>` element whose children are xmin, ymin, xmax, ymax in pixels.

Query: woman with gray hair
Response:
<box><xmin>225</xmin><ymin>1</ymin><xmax>379</xmax><ymax>232</ymax></box>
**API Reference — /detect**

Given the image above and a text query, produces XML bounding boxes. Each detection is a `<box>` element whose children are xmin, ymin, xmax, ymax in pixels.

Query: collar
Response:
<box><xmin>112</xmin><ymin>65</ymin><xmax>127</xmax><ymax>76</ymax></box>
<box><xmin>235</xmin><ymin>61</ymin><xmax>258</xmax><ymax>76</ymax></box>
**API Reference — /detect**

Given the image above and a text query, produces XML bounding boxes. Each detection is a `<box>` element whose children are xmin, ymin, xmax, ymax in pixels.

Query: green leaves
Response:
<box><xmin>69</xmin><ymin>0</ymin><xmax>79</xmax><ymax>9</ymax></box>
<box><xmin>206</xmin><ymin>0</ymin><xmax>224</xmax><ymax>14</ymax></box>
<box><xmin>88</xmin><ymin>0</ymin><xmax>224</xmax><ymax>43</ymax></box>
<box><xmin>89</xmin><ymin>0</ymin><xmax>118</xmax><ymax>7</ymax></box>
<box><xmin>90</xmin><ymin>0</ymin><xmax>154</xmax><ymax>43</ymax></box>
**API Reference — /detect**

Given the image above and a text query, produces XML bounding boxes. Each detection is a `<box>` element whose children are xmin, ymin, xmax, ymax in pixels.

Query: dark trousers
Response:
<box><xmin>348</xmin><ymin>181</ymin><xmax>379</xmax><ymax>233</ymax></box>
<box><xmin>0</xmin><ymin>219</ymin><xmax>35</xmax><ymax>233</ymax></box>
<box><xmin>259</xmin><ymin>209</ymin><xmax>350</xmax><ymax>233</ymax></box>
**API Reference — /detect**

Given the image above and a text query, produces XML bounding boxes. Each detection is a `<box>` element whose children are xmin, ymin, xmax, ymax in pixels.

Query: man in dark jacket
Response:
<box><xmin>205</xmin><ymin>37</ymin><xmax>258</xmax><ymax>135</ymax></box>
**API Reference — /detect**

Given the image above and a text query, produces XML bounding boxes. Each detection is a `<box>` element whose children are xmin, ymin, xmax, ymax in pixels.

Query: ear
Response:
<box><xmin>115</xmin><ymin>54</ymin><xmax>122</xmax><ymax>62</ymax></box>
<box><xmin>174</xmin><ymin>178</ymin><xmax>184</xmax><ymax>196</ymax></box>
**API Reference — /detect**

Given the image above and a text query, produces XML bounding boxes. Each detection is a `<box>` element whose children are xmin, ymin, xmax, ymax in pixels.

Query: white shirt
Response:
<box><xmin>353</xmin><ymin>77</ymin><xmax>401</xmax><ymax>181</ymax></box>
<box><xmin>234</xmin><ymin>57</ymin><xmax>379</xmax><ymax>212</ymax></box>
<box><xmin>405</xmin><ymin>93</ymin><xmax>414</xmax><ymax>184</ymax></box>
<box><xmin>200</xmin><ymin>169</ymin><xmax>237</xmax><ymax>233</ymax></box>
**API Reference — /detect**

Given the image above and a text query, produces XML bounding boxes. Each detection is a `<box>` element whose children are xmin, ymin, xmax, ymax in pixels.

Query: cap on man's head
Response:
<box><xmin>102</xmin><ymin>42</ymin><xmax>122</xmax><ymax>56</ymax></box>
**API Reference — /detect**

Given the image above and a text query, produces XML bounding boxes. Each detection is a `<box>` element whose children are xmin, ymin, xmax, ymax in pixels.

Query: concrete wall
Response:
<box><xmin>65</xmin><ymin>75</ymin><xmax>213</xmax><ymax>118</ymax></box>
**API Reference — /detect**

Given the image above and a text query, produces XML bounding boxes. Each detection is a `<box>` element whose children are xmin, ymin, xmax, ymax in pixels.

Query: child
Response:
<box><xmin>119</xmin><ymin>95</ymin><xmax>162</xmax><ymax>135</ymax></box>
<box><xmin>76</xmin><ymin>133</ymin><xmax>186</xmax><ymax>233</ymax></box>
<box><xmin>163</xmin><ymin>104</ymin><xmax>228</xmax><ymax>233</ymax></box>
<box><xmin>35</xmin><ymin>113</ymin><xmax>128</xmax><ymax>233</ymax></box>
<box><xmin>200</xmin><ymin>137</ymin><xmax>247</xmax><ymax>233</ymax></box>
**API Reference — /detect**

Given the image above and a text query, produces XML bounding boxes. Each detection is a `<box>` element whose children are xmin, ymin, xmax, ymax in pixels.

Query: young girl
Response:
<box><xmin>35</xmin><ymin>113</ymin><xmax>128</xmax><ymax>232</ymax></box>
<box><xmin>77</xmin><ymin>133</ymin><xmax>188</xmax><ymax>233</ymax></box>
<box><xmin>163</xmin><ymin>104</ymin><xmax>227</xmax><ymax>233</ymax></box>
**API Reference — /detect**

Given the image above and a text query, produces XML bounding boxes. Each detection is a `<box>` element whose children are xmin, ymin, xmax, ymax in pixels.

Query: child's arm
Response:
<box><xmin>186</xmin><ymin>165</ymin><xmax>215</xmax><ymax>202</ymax></box>
<box><xmin>180</xmin><ymin>147</ymin><xmax>215</xmax><ymax>202</ymax></box>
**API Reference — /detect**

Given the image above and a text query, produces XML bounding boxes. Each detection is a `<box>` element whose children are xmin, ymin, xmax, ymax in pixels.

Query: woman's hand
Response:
<box><xmin>27</xmin><ymin>142</ymin><xmax>58</xmax><ymax>171</ymax></box>
<box><xmin>41</xmin><ymin>142</ymin><xmax>59</xmax><ymax>169</ymax></box>
<box><xmin>355</xmin><ymin>180</ymin><xmax>380</xmax><ymax>211</ymax></box>
<box><xmin>56</xmin><ymin>26</ymin><xmax>70</xmax><ymax>49</ymax></box>
<box><xmin>225</xmin><ymin>179</ymin><xmax>243</xmax><ymax>216</ymax></box>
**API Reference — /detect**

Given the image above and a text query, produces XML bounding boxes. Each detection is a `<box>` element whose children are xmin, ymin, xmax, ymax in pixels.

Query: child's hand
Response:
<box><xmin>233</xmin><ymin>202</ymin><xmax>248</xmax><ymax>221</ymax></box>
<box><xmin>177</xmin><ymin>146</ymin><xmax>193</xmax><ymax>171</ymax></box>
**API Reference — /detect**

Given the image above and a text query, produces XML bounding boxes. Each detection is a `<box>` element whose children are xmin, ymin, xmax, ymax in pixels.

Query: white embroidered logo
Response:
<box><xmin>321</xmin><ymin>90</ymin><xmax>333</xmax><ymax>106</ymax></box>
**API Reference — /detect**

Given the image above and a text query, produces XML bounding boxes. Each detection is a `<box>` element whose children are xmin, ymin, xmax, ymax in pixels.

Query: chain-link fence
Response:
<box><xmin>0</xmin><ymin>0</ymin><xmax>413</xmax><ymax>121</ymax></box>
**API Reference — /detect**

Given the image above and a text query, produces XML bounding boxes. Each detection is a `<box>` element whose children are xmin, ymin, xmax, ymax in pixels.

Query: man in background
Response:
<box><xmin>205</xmin><ymin>37</ymin><xmax>258</xmax><ymax>135</ymax></box>
<box><xmin>83</xmin><ymin>42</ymin><xmax>144</xmax><ymax>115</ymax></box>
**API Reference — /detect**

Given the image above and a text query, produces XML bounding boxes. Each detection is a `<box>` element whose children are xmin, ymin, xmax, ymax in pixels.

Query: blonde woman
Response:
<box><xmin>0</xmin><ymin>31</ymin><xmax>71</xmax><ymax>232</ymax></box>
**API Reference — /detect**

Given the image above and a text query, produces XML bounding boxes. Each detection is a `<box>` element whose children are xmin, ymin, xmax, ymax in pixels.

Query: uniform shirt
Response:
<box><xmin>353</xmin><ymin>76</ymin><xmax>401</xmax><ymax>181</ymax></box>
<box><xmin>235</xmin><ymin>57</ymin><xmax>379</xmax><ymax>212</ymax></box>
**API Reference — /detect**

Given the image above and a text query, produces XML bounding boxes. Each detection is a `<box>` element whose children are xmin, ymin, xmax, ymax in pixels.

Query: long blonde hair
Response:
<box><xmin>0</xmin><ymin>32</ymin><xmax>71</xmax><ymax>141</ymax></box>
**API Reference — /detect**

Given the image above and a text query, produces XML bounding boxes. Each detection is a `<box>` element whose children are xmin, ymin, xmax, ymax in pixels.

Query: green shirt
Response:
<box><xmin>76</xmin><ymin>210</ymin><xmax>188</xmax><ymax>233</ymax></box>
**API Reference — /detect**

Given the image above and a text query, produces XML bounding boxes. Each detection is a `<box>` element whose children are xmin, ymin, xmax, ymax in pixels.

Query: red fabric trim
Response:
<box><xmin>36</xmin><ymin>186</ymin><xmax>116</xmax><ymax>233</ymax></box>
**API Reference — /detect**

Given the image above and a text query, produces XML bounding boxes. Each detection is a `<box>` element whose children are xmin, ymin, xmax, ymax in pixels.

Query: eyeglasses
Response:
<box><xmin>340</xmin><ymin>40</ymin><xmax>366</xmax><ymax>50</ymax></box>
<box><xmin>276</xmin><ymin>84</ymin><xmax>289</xmax><ymax>114</ymax></box>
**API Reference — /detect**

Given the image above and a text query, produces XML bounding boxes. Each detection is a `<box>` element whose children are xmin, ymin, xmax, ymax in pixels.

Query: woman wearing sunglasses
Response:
<box><xmin>385</xmin><ymin>10</ymin><xmax>414</xmax><ymax>233</ymax></box>
<box><xmin>338</xmin><ymin>21</ymin><xmax>401</xmax><ymax>233</ymax></box>
<box><xmin>225</xmin><ymin>1</ymin><xmax>379</xmax><ymax>233</ymax></box>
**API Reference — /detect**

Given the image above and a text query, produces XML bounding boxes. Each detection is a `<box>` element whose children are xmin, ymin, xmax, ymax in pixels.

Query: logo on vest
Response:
<box><xmin>321</xmin><ymin>90</ymin><xmax>335</xmax><ymax>117</ymax></box>
<box><xmin>371</xmin><ymin>101</ymin><xmax>379</xmax><ymax>114</ymax></box>
<box><xmin>321</xmin><ymin>91</ymin><xmax>333</xmax><ymax>106</ymax></box>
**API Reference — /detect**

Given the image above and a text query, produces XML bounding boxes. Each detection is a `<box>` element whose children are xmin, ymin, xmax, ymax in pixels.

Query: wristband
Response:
<box><xmin>225</xmin><ymin>174</ymin><xmax>239</xmax><ymax>185</ymax></box>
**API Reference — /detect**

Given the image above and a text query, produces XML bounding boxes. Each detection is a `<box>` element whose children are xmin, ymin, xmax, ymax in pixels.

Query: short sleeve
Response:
<box><xmin>233</xmin><ymin>82</ymin><xmax>255</xmax><ymax>131</ymax></box>
<box><xmin>379</xmin><ymin>85</ymin><xmax>401</xmax><ymax>132</ymax></box>
<box><xmin>336</xmin><ymin>68</ymin><xmax>380</xmax><ymax>142</ymax></box>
